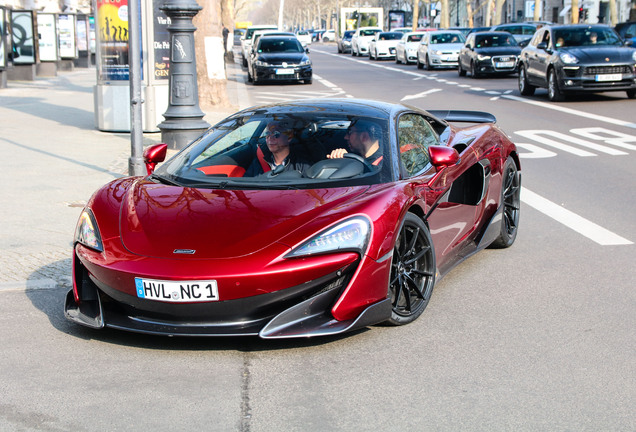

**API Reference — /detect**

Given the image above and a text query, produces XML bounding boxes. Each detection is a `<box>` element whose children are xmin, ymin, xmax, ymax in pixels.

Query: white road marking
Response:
<box><xmin>515</xmin><ymin>143</ymin><xmax>557</xmax><ymax>158</ymax></box>
<box><xmin>522</xmin><ymin>188</ymin><xmax>633</xmax><ymax>246</ymax></box>
<box><xmin>515</xmin><ymin>130</ymin><xmax>596</xmax><ymax>157</ymax></box>
<box><xmin>401</xmin><ymin>89</ymin><xmax>443</xmax><ymax>101</ymax></box>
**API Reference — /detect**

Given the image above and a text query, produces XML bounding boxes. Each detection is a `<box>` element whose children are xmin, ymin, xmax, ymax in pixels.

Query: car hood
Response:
<box><xmin>118</xmin><ymin>180</ymin><xmax>368</xmax><ymax>259</ymax></box>
<box><xmin>475</xmin><ymin>46</ymin><xmax>522</xmax><ymax>56</ymax></box>
<box><xmin>559</xmin><ymin>46</ymin><xmax>635</xmax><ymax>63</ymax></box>
<box><xmin>257</xmin><ymin>52</ymin><xmax>307</xmax><ymax>64</ymax></box>
<box><xmin>376</xmin><ymin>40</ymin><xmax>400</xmax><ymax>48</ymax></box>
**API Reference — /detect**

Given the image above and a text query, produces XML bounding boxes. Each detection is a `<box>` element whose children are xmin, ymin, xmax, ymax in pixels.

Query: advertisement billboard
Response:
<box><xmin>11</xmin><ymin>10</ymin><xmax>35</xmax><ymax>65</ymax></box>
<box><xmin>38</xmin><ymin>13</ymin><xmax>58</xmax><ymax>62</ymax></box>
<box><xmin>96</xmin><ymin>0</ymin><xmax>130</xmax><ymax>80</ymax></box>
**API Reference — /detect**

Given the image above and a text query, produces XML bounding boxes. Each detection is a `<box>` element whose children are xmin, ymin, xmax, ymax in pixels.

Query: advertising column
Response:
<box><xmin>94</xmin><ymin>0</ymin><xmax>169</xmax><ymax>132</ymax></box>
<box><xmin>9</xmin><ymin>10</ymin><xmax>36</xmax><ymax>81</ymax></box>
<box><xmin>37</xmin><ymin>13</ymin><xmax>59</xmax><ymax>76</ymax></box>
<box><xmin>1</xmin><ymin>7</ymin><xmax>7</xmax><ymax>88</ymax></box>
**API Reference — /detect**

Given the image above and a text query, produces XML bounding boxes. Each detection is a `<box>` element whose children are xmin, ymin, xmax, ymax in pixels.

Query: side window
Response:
<box><xmin>398</xmin><ymin>114</ymin><xmax>438</xmax><ymax>177</ymax></box>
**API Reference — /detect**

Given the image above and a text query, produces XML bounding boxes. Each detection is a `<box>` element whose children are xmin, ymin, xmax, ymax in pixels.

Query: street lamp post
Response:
<box><xmin>157</xmin><ymin>0</ymin><xmax>210</xmax><ymax>150</ymax></box>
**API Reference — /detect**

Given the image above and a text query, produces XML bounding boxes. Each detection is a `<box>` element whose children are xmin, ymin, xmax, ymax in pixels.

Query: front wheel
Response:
<box><xmin>386</xmin><ymin>213</ymin><xmax>436</xmax><ymax>326</ymax></box>
<box><xmin>489</xmin><ymin>157</ymin><xmax>521</xmax><ymax>249</ymax></box>
<box><xmin>626</xmin><ymin>89</ymin><xmax>636</xmax><ymax>99</ymax></box>
<box><xmin>458</xmin><ymin>61</ymin><xmax>466</xmax><ymax>77</ymax></box>
<box><xmin>548</xmin><ymin>69</ymin><xmax>565</xmax><ymax>102</ymax></box>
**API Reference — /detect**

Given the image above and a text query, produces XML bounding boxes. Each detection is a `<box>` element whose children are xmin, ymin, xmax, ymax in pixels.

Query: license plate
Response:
<box><xmin>496</xmin><ymin>61</ymin><xmax>515</xmax><ymax>68</ymax></box>
<box><xmin>276</xmin><ymin>68</ymin><xmax>294</xmax><ymax>75</ymax></box>
<box><xmin>135</xmin><ymin>278</ymin><xmax>219</xmax><ymax>303</ymax></box>
<box><xmin>443</xmin><ymin>55</ymin><xmax>458</xmax><ymax>61</ymax></box>
<box><xmin>596</xmin><ymin>73</ymin><xmax>621</xmax><ymax>82</ymax></box>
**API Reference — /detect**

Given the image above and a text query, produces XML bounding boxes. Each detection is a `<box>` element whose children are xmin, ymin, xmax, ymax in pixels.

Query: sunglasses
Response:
<box><xmin>265</xmin><ymin>130</ymin><xmax>282</xmax><ymax>138</ymax></box>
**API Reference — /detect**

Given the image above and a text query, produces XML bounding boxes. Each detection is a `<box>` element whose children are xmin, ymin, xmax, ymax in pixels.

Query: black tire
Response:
<box><xmin>416</xmin><ymin>56</ymin><xmax>423</xmax><ymax>69</ymax></box>
<box><xmin>395</xmin><ymin>54</ymin><xmax>401</xmax><ymax>64</ymax></box>
<box><xmin>242</xmin><ymin>56</ymin><xmax>247</xmax><ymax>68</ymax></box>
<box><xmin>247</xmin><ymin>69</ymin><xmax>253</xmax><ymax>83</ymax></box>
<box><xmin>386</xmin><ymin>213</ymin><xmax>436</xmax><ymax>326</ymax></box>
<box><xmin>304</xmin><ymin>78</ymin><xmax>312</xmax><ymax>84</ymax></box>
<box><xmin>626</xmin><ymin>89</ymin><xmax>636</xmax><ymax>99</ymax></box>
<box><xmin>470</xmin><ymin>61</ymin><xmax>480</xmax><ymax>78</ymax></box>
<box><xmin>337</xmin><ymin>46</ymin><xmax>342</xmax><ymax>53</ymax></box>
<box><xmin>489</xmin><ymin>157</ymin><xmax>521</xmax><ymax>249</ymax></box>
<box><xmin>548</xmin><ymin>68</ymin><xmax>565</xmax><ymax>102</ymax></box>
<box><xmin>518</xmin><ymin>65</ymin><xmax>535</xmax><ymax>96</ymax></box>
<box><xmin>458</xmin><ymin>61</ymin><xmax>466</xmax><ymax>77</ymax></box>
<box><xmin>425</xmin><ymin>55</ymin><xmax>432</xmax><ymax>70</ymax></box>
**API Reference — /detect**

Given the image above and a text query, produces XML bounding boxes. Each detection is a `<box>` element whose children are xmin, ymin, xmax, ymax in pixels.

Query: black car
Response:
<box><xmin>458</xmin><ymin>31</ymin><xmax>521</xmax><ymax>78</ymax></box>
<box><xmin>518</xmin><ymin>24</ymin><xmax>636</xmax><ymax>101</ymax></box>
<box><xmin>247</xmin><ymin>36</ymin><xmax>312</xmax><ymax>85</ymax></box>
<box><xmin>337</xmin><ymin>30</ymin><xmax>355</xmax><ymax>54</ymax></box>
<box><xmin>490</xmin><ymin>23</ymin><xmax>539</xmax><ymax>47</ymax></box>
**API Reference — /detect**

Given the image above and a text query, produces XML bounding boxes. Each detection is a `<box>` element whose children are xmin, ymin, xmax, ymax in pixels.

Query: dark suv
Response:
<box><xmin>518</xmin><ymin>24</ymin><xmax>636</xmax><ymax>101</ymax></box>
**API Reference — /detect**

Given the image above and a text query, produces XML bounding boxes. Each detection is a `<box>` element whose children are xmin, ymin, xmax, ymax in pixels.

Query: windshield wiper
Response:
<box><xmin>149</xmin><ymin>173</ymin><xmax>185</xmax><ymax>187</ymax></box>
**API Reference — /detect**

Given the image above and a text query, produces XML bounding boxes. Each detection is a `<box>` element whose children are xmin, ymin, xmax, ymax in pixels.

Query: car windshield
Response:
<box><xmin>153</xmin><ymin>113</ymin><xmax>392</xmax><ymax>189</ymax></box>
<box><xmin>407</xmin><ymin>34</ymin><xmax>423</xmax><ymax>42</ymax></box>
<box><xmin>344</xmin><ymin>31</ymin><xmax>355</xmax><ymax>39</ymax></box>
<box><xmin>378</xmin><ymin>32</ymin><xmax>403</xmax><ymax>40</ymax></box>
<box><xmin>258</xmin><ymin>38</ymin><xmax>304</xmax><ymax>53</ymax></box>
<box><xmin>360</xmin><ymin>29</ymin><xmax>380</xmax><ymax>36</ymax></box>
<box><xmin>554</xmin><ymin>27</ymin><xmax>622</xmax><ymax>47</ymax></box>
<box><xmin>431</xmin><ymin>33</ymin><xmax>465</xmax><ymax>44</ymax></box>
<box><xmin>476</xmin><ymin>34</ymin><xmax>518</xmax><ymax>47</ymax></box>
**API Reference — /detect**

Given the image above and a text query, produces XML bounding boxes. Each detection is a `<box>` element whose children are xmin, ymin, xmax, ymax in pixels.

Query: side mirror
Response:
<box><xmin>429</xmin><ymin>145</ymin><xmax>460</xmax><ymax>168</ymax></box>
<box><xmin>143</xmin><ymin>143</ymin><xmax>168</xmax><ymax>175</ymax></box>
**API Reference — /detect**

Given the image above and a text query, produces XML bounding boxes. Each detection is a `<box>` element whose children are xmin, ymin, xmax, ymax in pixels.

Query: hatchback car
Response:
<box><xmin>518</xmin><ymin>24</ymin><xmax>636</xmax><ymax>101</ymax></box>
<box><xmin>369</xmin><ymin>31</ymin><xmax>403</xmax><ymax>60</ymax></box>
<box><xmin>337</xmin><ymin>30</ymin><xmax>355</xmax><ymax>53</ymax></box>
<box><xmin>395</xmin><ymin>32</ymin><xmax>425</xmax><ymax>64</ymax></box>
<box><xmin>458</xmin><ymin>31</ymin><xmax>521</xmax><ymax>77</ymax></box>
<box><xmin>417</xmin><ymin>30</ymin><xmax>466</xmax><ymax>69</ymax></box>
<box><xmin>247</xmin><ymin>35</ymin><xmax>312</xmax><ymax>85</ymax></box>
<box><xmin>351</xmin><ymin>27</ymin><xmax>383</xmax><ymax>56</ymax></box>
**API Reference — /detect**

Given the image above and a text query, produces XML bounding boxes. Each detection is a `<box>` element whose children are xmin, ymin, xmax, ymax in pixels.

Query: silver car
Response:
<box><xmin>416</xmin><ymin>30</ymin><xmax>465</xmax><ymax>69</ymax></box>
<box><xmin>395</xmin><ymin>32</ymin><xmax>425</xmax><ymax>64</ymax></box>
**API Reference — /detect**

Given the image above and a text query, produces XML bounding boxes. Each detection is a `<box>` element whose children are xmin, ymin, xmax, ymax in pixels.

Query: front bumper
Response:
<box><xmin>64</xmin><ymin>246</ymin><xmax>392</xmax><ymax>338</ymax></box>
<box><xmin>556</xmin><ymin>63</ymin><xmax>636</xmax><ymax>93</ymax></box>
<box><xmin>475</xmin><ymin>56</ymin><xmax>519</xmax><ymax>75</ymax></box>
<box><xmin>429</xmin><ymin>53</ymin><xmax>459</xmax><ymax>68</ymax></box>
<box><xmin>253</xmin><ymin>64</ymin><xmax>312</xmax><ymax>83</ymax></box>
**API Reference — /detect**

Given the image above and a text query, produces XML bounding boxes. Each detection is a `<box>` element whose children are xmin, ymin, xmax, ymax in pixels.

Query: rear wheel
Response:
<box><xmin>518</xmin><ymin>65</ymin><xmax>535</xmax><ymax>96</ymax></box>
<box><xmin>386</xmin><ymin>213</ymin><xmax>436</xmax><ymax>326</ymax></box>
<box><xmin>548</xmin><ymin>69</ymin><xmax>565</xmax><ymax>102</ymax></box>
<box><xmin>489</xmin><ymin>157</ymin><xmax>521</xmax><ymax>249</ymax></box>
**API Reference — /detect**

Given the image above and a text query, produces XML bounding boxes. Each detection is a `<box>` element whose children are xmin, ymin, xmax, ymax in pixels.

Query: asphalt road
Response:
<box><xmin>1</xmin><ymin>44</ymin><xmax>634</xmax><ymax>431</ymax></box>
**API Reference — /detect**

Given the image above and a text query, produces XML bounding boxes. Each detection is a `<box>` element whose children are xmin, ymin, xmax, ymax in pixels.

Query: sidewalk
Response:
<box><xmin>0</xmin><ymin>56</ymin><xmax>248</xmax><ymax>289</ymax></box>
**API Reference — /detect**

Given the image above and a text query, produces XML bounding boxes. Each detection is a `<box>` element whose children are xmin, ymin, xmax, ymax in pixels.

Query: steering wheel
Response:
<box><xmin>343</xmin><ymin>152</ymin><xmax>373</xmax><ymax>172</ymax></box>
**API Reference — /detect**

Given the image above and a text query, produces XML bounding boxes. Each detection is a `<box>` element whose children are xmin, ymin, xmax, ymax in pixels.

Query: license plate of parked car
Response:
<box><xmin>595</xmin><ymin>73</ymin><xmax>621</xmax><ymax>82</ymax></box>
<box><xmin>276</xmin><ymin>69</ymin><xmax>295</xmax><ymax>75</ymax></box>
<box><xmin>135</xmin><ymin>278</ymin><xmax>219</xmax><ymax>303</ymax></box>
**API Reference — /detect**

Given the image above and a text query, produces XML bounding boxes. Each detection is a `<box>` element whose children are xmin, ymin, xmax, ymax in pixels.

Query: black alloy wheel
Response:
<box><xmin>458</xmin><ymin>61</ymin><xmax>466</xmax><ymax>76</ymax></box>
<box><xmin>489</xmin><ymin>156</ymin><xmax>521</xmax><ymax>249</ymax></box>
<box><xmin>548</xmin><ymin>69</ymin><xmax>565</xmax><ymax>102</ymax></box>
<box><xmin>386</xmin><ymin>213</ymin><xmax>436</xmax><ymax>325</ymax></box>
<box><xmin>518</xmin><ymin>65</ymin><xmax>535</xmax><ymax>95</ymax></box>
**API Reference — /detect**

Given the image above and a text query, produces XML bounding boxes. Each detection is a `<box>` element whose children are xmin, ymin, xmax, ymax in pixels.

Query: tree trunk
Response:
<box><xmin>193</xmin><ymin>0</ymin><xmax>231</xmax><ymax>110</ymax></box>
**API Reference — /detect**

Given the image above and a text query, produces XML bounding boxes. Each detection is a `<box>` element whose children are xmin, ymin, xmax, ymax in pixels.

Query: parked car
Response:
<box><xmin>369</xmin><ymin>31</ymin><xmax>403</xmax><ymax>60</ymax></box>
<box><xmin>337</xmin><ymin>30</ymin><xmax>355</xmax><ymax>53</ymax></box>
<box><xmin>246</xmin><ymin>31</ymin><xmax>296</xmax><ymax>76</ymax></box>
<box><xmin>233</xmin><ymin>28</ymin><xmax>245</xmax><ymax>46</ymax></box>
<box><xmin>312</xmin><ymin>29</ymin><xmax>326</xmax><ymax>41</ymax></box>
<box><xmin>615</xmin><ymin>21</ymin><xmax>636</xmax><ymax>45</ymax></box>
<box><xmin>247</xmin><ymin>35</ymin><xmax>312</xmax><ymax>85</ymax></box>
<box><xmin>351</xmin><ymin>27</ymin><xmax>383</xmax><ymax>56</ymax></box>
<box><xmin>395</xmin><ymin>32</ymin><xmax>425</xmax><ymax>64</ymax></box>
<box><xmin>490</xmin><ymin>23</ymin><xmax>538</xmax><ymax>47</ymax></box>
<box><xmin>65</xmin><ymin>99</ymin><xmax>520</xmax><ymax>339</ymax></box>
<box><xmin>458</xmin><ymin>31</ymin><xmax>521</xmax><ymax>78</ymax></box>
<box><xmin>416</xmin><ymin>30</ymin><xmax>466</xmax><ymax>69</ymax></box>
<box><xmin>241</xmin><ymin>24</ymin><xmax>278</xmax><ymax>67</ymax></box>
<box><xmin>518</xmin><ymin>24</ymin><xmax>636</xmax><ymax>101</ymax></box>
<box><xmin>322</xmin><ymin>30</ymin><xmax>336</xmax><ymax>42</ymax></box>
<box><xmin>296</xmin><ymin>30</ymin><xmax>312</xmax><ymax>47</ymax></box>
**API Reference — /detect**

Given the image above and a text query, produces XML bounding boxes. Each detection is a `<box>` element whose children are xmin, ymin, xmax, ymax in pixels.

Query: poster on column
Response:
<box><xmin>96</xmin><ymin>0</ymin><xmax>129</xmax><ymax>80</ymax></box>
<box><xmin>11</xmin><ymin>10</ymin><xmax>35</xmax><ymax>64</ymax></box>
<box><xmin>58</xmin><ymin>14</ymin><xmax>77</xmax><ymax>58</ymax></box>
<box><xmin>38</xmin><ymin>13</ymin><xmax>58</xmax><ymax>61</ymax></box>
<box><xmin>0</xmin><ymin>7</ymin><xmax>6</xmax><ymax>69</ymax></box>
<box><xmin>153</xmin><ymin>0</ymin><xmax>170</xmax><ymax>80</ymax></box>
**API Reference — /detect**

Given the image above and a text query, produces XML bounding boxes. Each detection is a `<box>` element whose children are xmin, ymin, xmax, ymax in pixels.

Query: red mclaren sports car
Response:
<box><xmin>65</xmin><ymin>99</ymin><xmax>520</xmax><ymax>339</ymax></box>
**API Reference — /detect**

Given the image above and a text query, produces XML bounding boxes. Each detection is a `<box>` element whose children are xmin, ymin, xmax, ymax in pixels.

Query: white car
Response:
<box><xmin>322</xmin><ymin>30</ymin><xmax>336</xmax><ymax>42</ymax></box>
<box><xmin>368</xmin><ymin>31</ymin><xmax>403</xmax><ymax>60</ymax></box>
<box><xmin>351</xmin><ymin>27</ymin><xmax>382</xmax><ymax>57</ymax></box>
<box><xmin>416</xmin><ymin>30</ymin><xmax>465</xmax><ymax>70</ymax></box>
<box><xmin>395</xmin><ymin>32</ymin><xmax>425</xmax><ymax>64</ymax></box>
<box><xmin>296</xmin><ymin>30</ymin><xmax>312</xmax><ymax>47</ymax></box>
<box><xmin>241</xmin><ymin>24</ymin><xmax>278</xmax><ymax>67</ymax></box>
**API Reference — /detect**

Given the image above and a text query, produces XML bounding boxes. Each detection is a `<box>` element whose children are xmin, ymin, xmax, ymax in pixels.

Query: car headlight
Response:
<box><xmin>255</xmin><ymin>59</ymin><xmax>269</xmax><ymax>66</ymax></box>
<box><xmin>632</xmin><ymin>51</ymin><xmax>636</xmax><ymax>62</ymax></box>
<box><xmin>75</xmin><ymin>209</ymin><xmax>103</xmax><ymax>252</ymax></box>
<box><xmin>300</xmin><ymin>58</ymin><xmax>311</xmax><ymax>66</ymax></box>
<box><xmin>559</xmin><ymin>52</ymin><xmax>578</xmax><ymax>64</ymax></box>
<box><xmin>477</xmin><ymin>54</ymin><xmax>491</xmax><ymax>61</ymax></box>
<box><xmin>431</xmin><ymin>49</ymin><xmax>443</xmax><ymax>55</ymax></box>
<box><xmin>286</xmin><ymin>217</ymin><xmax>371</xmax><ymax>258</ymax></box>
